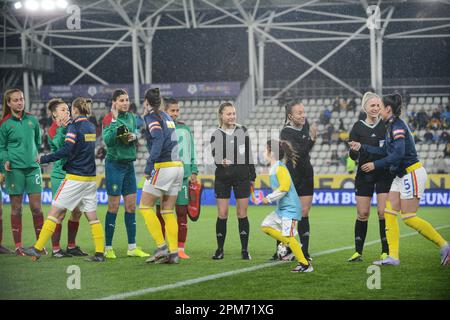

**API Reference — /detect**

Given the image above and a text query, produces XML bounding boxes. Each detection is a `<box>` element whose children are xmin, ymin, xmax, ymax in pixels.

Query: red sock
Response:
<box><xmin>32</xmin><ymin>214</ymin><xmax>44</xmax><ymax>240</ymax></box>
<box><xmin>156</xmin><ymin>205</ymin><xmax>166</xmax><ymax>239</ymax></box>
<box><xmin>67</xmin><ymin>220</ymin><xmax>79</xmax><ymax>248</ymax></box>
<box><xmin>11</xmin><ymin>214</ymin><xmax>22</xmax><ymax>248</ymax></box>
<box><xmin>52</xmin><ymin>223</ymin><xmax>62</xmax><ymax>251</ymax></box>
<box><xmin>176</xmin><ymin>205</ymin><xmax>188</xmax><ymax>244</ymax></box>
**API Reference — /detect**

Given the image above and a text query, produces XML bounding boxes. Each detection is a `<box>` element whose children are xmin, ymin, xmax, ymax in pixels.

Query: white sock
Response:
<box><xmin>128</xmin><ymin>243</ymin><xmax>137</xmax><ymax>251</ymax></box>
<box><xmin>105</xmin><ymin>246</ymin><xmax>112</xmax><ymax>251</ymax></box>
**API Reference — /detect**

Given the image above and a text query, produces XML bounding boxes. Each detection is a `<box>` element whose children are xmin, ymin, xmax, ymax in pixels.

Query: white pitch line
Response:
<box><xmin>98</xmin><ymin>224</ymin><xmax>450</xmax><ymax>300</ymax></box>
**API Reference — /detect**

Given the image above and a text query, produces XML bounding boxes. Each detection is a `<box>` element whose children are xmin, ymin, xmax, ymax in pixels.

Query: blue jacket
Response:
<box><xmin>143</xmin><ymin>110</ymin><xmax>179</xmax><ymax>175</ymax></box>
<box><xmin>362</xmin><ymin>116</ymin><xmax>419</xmax><ymax>177</ymax></box>
<box><xmin>41</xmin><ymin>116</ymin><xmax>97</xmax><ymax>177</ymax></box>
<box><xmin>269</xmin><ymin>161</ymin><xmax>302</xmax><ymax>220</ymax></box>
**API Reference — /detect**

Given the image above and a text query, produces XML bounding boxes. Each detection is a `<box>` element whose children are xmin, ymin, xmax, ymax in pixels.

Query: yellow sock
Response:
<box><xmin>90</xmin><ymin>220</ymin><xmax>105</xmax><ymax>254</ymax></box>
<box><xmin>140</xmin><ymin>207</ymin><xmax>166</xmax><ymax>247</ymax></box>
<box><xmin>402</xmin><ymin>213</ymin><xmax>447</xmax><ymax>248</ymax></box>
<box><xmin>384</xmin><ymin>201</ymin><xmax>400</xmax><ymax>260</ymax></box>
<box><xmin>162</xmin><ymin>210</ymin><xmax>178</xmax><ymax>254</ymax></box>
<box><xmin>35</xmin><ymin>216</ymin><xmax>58</xmax><ymax>250</ymax></box>
<box><xmin>261</xmin><ymin>226</ymin><xmax>309</xmax><ymax>265</ymax></box>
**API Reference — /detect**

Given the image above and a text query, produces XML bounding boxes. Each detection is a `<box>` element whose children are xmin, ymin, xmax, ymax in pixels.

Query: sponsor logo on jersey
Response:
<box><xmin>84</xmin><ymin>134</ymin><xmax>96</xmax><ymax>142</ymax></box>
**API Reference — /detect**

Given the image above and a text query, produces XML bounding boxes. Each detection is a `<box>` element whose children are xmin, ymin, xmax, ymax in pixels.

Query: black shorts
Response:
<box><xmin>355</xmin><ymin>173</ymin><xmax>393</xmax><ymax>197</ymax></box>
<box><xmin>214</xmin><ymin>177</ymin><xmax>250</xmax><ymax>199</ymax></box>
<box><xmin>292</xmin><ymin>175</ymin><xmax>314</xmax><ymax>197</ymax></box>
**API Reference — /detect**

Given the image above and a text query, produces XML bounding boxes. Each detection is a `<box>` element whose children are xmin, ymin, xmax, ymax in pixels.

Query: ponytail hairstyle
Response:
<box><xmin>217</xmin><ymin>101</ymin><xmax>235</xmax><ymax>127</ymax></box>
<box><xmin>383</xmin><ymin>93</ymin><xmax>403</xmax><ymax>117</ymax></box>
<box><xmin>47</xmin><ymin>98</ymin><xmax>66</xmax><ymax>120</ymax></box>
<box><xmin>112</xmin><ymin>88</ymin><xmax>128</xmax><ymax>102</ymax></box>
<box><xmin>284</xmin><ymin>99</ymin><xmax>302</xmax><ymax>125</ymax></box>
<box><xmin>144</xmin><ymin>87</ymin><xmax>163</xmax><ymax>112</ymax></box>
<box><xmin>267</xmin><ymin>139</ymin><xmax>300</xmax><ymax>168</ymax></box>
<box><xmin>71</xmin><ymin>97</ymin><xmax>92</xmax><ymax>116</ymax></box>
<box><xmin>2</xmin><ymin>88</ymin><xmax>23</xmax><ymax>120</ymax></box>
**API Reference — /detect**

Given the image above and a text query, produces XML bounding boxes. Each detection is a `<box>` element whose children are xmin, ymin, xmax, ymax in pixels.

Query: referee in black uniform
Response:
<box><xmin>277</xmin><ymin>100</ymin><xmax>317</xmax><ymax>261</ymax></box>
<box><xmin>347</xmin><ymin>92</ymin><xmax>393</xmax><ymax>262</ymax></box>
<box><xmin>210</xmin><ymin>102</ymin><xmax>256</xmax><ymax>260</ymax></box>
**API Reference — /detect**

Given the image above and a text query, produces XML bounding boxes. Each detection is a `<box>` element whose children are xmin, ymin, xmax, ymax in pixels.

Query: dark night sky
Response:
<box><xmin>27</xmin><ymin>3</ymin><xmax>450</xmax><ymax>87</ymax></box>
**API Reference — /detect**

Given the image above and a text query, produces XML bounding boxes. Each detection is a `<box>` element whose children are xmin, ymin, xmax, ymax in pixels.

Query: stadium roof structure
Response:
<box><xmin>1</xmin><ymin>0</ymin><xmax>450</xmax><ymax>111</ymax></box>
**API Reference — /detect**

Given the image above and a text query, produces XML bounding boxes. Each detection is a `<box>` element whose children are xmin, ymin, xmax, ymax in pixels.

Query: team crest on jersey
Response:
<box><xmin>166</xmin><ymin>121</ymin><xmax>175</xmax><ymax>129</ymax></box>
<box><xmin>112</xmin><ymin>184</ymin><xmax>118</xmax><ymax>192</ymax></box>
<box><xmin>28</xmin><ymin>121</ymin><xmax>33</xmax><ymax>127</ymax></box>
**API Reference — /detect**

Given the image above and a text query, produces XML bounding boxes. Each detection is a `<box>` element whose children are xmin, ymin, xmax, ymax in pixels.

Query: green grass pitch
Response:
<box><xmin>0</xmin><ymin>204</ymin><xmax>449</xmax><ymax>300</ymax></box>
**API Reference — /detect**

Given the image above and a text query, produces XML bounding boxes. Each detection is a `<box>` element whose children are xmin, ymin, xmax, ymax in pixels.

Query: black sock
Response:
<box><xmin>298</xmin><ymin>217</ymin><xmax>310</xmax><ymax>257</ymax></box>
<box><xmin>379</xmin><ymin>219</ymin><xmax>389</xmax><ymax>254</ymax></box>
<box><xmin>355</xmin><ymin>220</ymin><xmax>368</xmax><ymax>254</ymax></box>
<box><xmin>216</xmin><ymin>218</ymin><xmax>227</xmax><ymax>251</ymax></box>
<box><xmin>238</xmin><ymin>217</ymin><xmax>250</xmax><ymax>251</ymax></box>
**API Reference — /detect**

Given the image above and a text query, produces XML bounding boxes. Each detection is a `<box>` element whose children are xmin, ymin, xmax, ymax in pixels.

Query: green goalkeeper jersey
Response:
<box><xmin>102</xmin><ymin>111</ymin><xmax>137</xmax><ymax>162</ymax></box>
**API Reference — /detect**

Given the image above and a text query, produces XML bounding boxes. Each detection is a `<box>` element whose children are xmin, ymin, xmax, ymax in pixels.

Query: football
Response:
<box><xmin>277</xmin><ymin>243</ymin><xmax>288</xmax><ymax>259</ymax></box>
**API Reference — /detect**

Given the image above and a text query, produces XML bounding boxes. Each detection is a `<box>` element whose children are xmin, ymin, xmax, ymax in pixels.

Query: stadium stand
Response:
<box><xmin>1</xmin><ymin>96</ymin><xmax>449</xmax><ymax>176</ymax></box>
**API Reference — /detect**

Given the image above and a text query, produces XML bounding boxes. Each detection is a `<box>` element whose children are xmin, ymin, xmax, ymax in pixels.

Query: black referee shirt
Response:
<box><xmin>349</xmin><ymin>118</ymin><xmax>391</xmax><ymax>176</ymax></box>
<box><xmin>280</xmin><ymin>120</ymin><xmax>315</xmax><ymax>177</ymax></box>
<box><xmin>210</xmin><ymin>125</ymin><xmax>256</xmax><ymax>181</ymax></box>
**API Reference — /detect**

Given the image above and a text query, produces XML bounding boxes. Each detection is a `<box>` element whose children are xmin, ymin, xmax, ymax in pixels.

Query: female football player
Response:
<box><xmin>349</xmin><ymin>93</ymin><xmax>449</xmax><ymax>266</ymax></box>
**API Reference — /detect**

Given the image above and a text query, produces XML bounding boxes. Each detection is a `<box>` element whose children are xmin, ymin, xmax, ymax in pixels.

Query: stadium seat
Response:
<box><xmin>443</xmin><ymin>97</ymin><xmax>449</xmax><ymax>104</ymax></box>
<box><xmin>410</xmin><ymin>97</ymin><xmax>417</xmax><ymax>104</ymax></box>
<box><xmin>425</xmin><ymin>97</ymin><xmax>433</xmax><ymax>104</ymax></box>
<box><xmin>418</xmin><ymin>97</ymin><xmax>425</xmax><ymax>104</ymax></box>
<box><xmin>433</xmin><ymin>97</ymin><xmax>441</xmax><ymax>104</ymax></box>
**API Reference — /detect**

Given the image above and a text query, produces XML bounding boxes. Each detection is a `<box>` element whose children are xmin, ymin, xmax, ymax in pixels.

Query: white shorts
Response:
<box><xmin>390</xmin><ymin>166</ymin><xmax>427</xmax><ymax>200</ymax></box>
<box><xmin>261</xmin><ymin>211</ymin><xmax>298</xmax><ymax>237</ymax></box>
<box><xmin>142</xmin><ymin>166</ymin><xmax>184</xmax><ymax>197</ymax></box>
<box><xmin>53</xmin><ymin>179</ymin><xmax>97</xmax><ymax>212</ymax></box>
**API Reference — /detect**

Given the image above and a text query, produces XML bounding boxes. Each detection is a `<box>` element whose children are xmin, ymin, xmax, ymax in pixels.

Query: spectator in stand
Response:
<box><xmin>444</xmin><ymin>142</ymin><xmax>450</xmax><ymax>158</ymax></box>
<box><xmin>340</xmin><ymin>97</ymin><xmax>348</xmax><ymax>111</ymax></box>
<box><xmin>416</xmin><ymin>108</ymin><xmax>429</xmax><ymax>130</ymax></box>
<box><xmin>423</xmin><ymin>128</ymin><xmax>435</xmax><ymax>144</ymax></box>
<box><xmin>319</xmin><ymin>108</ymin><xmax>331</xmax><ymax>125</ymax></box>
<box><xmin>332</xmin><ymin>96</ymin><xmax>340</xmax><ymax>112</ymax></box>
<box><xmin>438</xmin><ymin>131</ymin><xmax>449</xmax><ymax>144</ymax></box>
<box><xmin>440</xmin><ymin>105</ymin><xmax>450</xmax><ymax>129</ymax></box>
<box><xmin>348</xmin><ymin>97</ymin><xmax>357</xmax><ymax>112</ymax></box>
<box><xmin>408</xmin><ymin>112</ymin><xmax>418</xmax><ymax>131</ymax></box>
<box><xmin>323</xmin><ymin>123</ymin><xmax>335</xmax><ymax>145</ymax></box>
<box><xmin>427</xmin><ymin>117</ymin><xmax>441</xmax><ymax>130</ymax></box>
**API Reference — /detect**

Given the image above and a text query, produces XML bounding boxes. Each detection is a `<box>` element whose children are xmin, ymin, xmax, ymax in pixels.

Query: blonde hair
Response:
<box><xmin>361</xmin><ymin>92</ymin><xmax>381</xmax><ymax>112</ymax></box>
<box><xmin>71</xmin><ymin>97</ymin><xmax>92</xmax><ymax>116</ymax></box>
<box><xmin>217</xmin><ymin>102</ymin><xmax>235</xmax><ymax>127</ymax></box>
<box><xmin>2</xmin><ymin>89</ymin><xmax>23</xmax><ymax>120</ymax></box>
